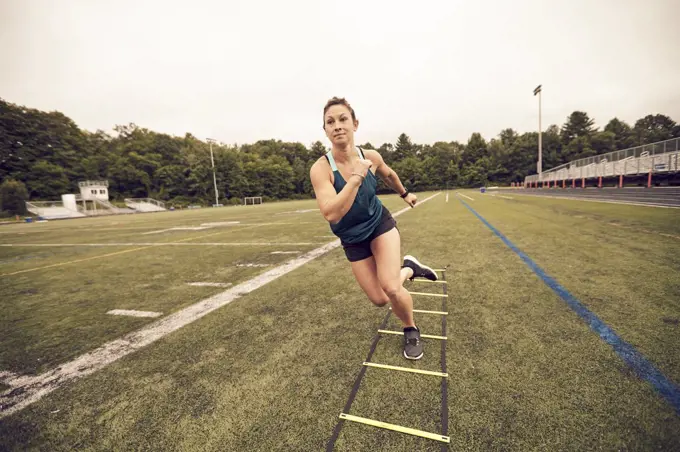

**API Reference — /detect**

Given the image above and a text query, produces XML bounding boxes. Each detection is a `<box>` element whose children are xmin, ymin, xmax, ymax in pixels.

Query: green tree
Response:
<box><xmin>561</xmin><ymin>111</ymin><xmax>596</xmax><ymax>144</ymax></box>
<box><xmin>25</xmin><ymin>161</ymin><xmax>70</xmax><ymax>199</ymax></box>
<box><xmin>292</xmin><ymin>158</ymin><xmax>307</xmax><ymax>194</ymax></box>
<box><xmin>445</xmin><ymin>160</ymin><xmax>460</xmax><ymax>187</ymax></box>
<box><xmin>155</xmin><ymin>165</ymin><xmax>188</xmax><ymax>200</ymax></box>
<box><xmin>391</xmin><ymin>157</ymin><xmax>422</xmax><ymax>192</ymax></box>
<box><xmin>215</xmin><ymin>148</ymin><xmax>246</xmax><ymax>200</ymax></box>
<box><xmin>256</xmin><ymin>155</ymin><xmax>295</xmax><ymax>198</ymax></box>
<box><xmin>506</xmin><ymin>133</ymin><xmax>542</xmax><ymax>182</ymax></box>
<box><xmin>394</xmin><ymin>133</ymin><xmax>415</xmax><ymax>161</ymax></box>
<box><xmin>541</xmin><ymin>125</ymin><xmax>563</xmax><ymax>168</ymax></box>
<box><xmin>590</xmin><ymin>131</ymin><xmax>616</xmax><ymax>155</ymax></box>
<box><xmin>108</xmin><ymin>159</ymin><xmax>150</xmax><ymax>198</ymax></box>
<box><xmin>3</xmin><ymin>96</ymin><xmax>680</xmax><ymax>200</ymax></box>
<box><xmin>633</xmin><ymin>114</ymin><xmax>678</xmax><ymax>144</ymax></box>
<box><xmin>461</xmin><ymin>158</ymin><xmax>489</xmax><ymax>187</ymax></box>
<box><xmin>460</xmin><ymin>133</ymin><xmax>487</xmax><ymax>167</ymax></box>
<box><xmin>0</xmin><ymin>179</ymin><xmax>29</xmax><ymax>215</ymax></box>
<box><xmin>604</xmin><ymin>118</ymin><xmax>634</xmax><ymax>150</ymax></box>
<box><xmin>563</xmin><ymin>136</ymin><xmax>596</xmax><ymax>162</ymax></box>
<box><xmin>309</xmin><ymin>141</ymin><xmax>327</xmax><ymax>159</ymax></box>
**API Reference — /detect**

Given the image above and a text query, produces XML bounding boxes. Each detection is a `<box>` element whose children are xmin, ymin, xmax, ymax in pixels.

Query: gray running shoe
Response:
<box><xmin>403</xmin><ymin>255</ymin><xmax>438</xmax><ymax>281</ymax></box>
<box><xmin>403</xmin><ymin>327</ymin><xmax>424</xmax><ymax>360</ymax></box>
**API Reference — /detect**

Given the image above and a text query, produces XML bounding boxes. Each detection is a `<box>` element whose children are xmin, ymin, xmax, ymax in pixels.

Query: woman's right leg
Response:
<box><xmin>350</xmin><ymin>255</ymin><xmax>414</xmax><ymax>308</ymax></box>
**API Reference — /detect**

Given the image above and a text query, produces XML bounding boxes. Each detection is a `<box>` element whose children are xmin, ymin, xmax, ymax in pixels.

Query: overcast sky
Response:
<box><xmin>2</xmin><ymin>0</ymin><xmax>679</xmax><ymax>147</ymax></box>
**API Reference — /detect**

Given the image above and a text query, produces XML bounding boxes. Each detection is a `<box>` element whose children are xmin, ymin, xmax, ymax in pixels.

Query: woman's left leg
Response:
<box><xmin>369</xmin><ymin>227</ymin><xmax>416</xmax><ymax>328</ymax></box>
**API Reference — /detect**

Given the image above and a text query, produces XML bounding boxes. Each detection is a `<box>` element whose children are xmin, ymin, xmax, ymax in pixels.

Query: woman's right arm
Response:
<box><xmin>309</xmin><ymin>160</ymin><xmax>362</xmax><ymax>224</ymax></box>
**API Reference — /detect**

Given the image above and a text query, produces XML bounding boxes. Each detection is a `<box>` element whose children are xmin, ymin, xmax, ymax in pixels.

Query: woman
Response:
<box><xmin>309</xmin><ymin>97</ymin><xmax>438</xmax><ymax>360</ymax></box>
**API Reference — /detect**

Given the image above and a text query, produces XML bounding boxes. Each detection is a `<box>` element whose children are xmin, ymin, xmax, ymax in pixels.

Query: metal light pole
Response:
<box><xmin>533</xmin><ymin>85</ymin><xmax>542</xmax><ymax>180</ymax></box>
<box><xmin>206</xmin><ymin>138</ymin><xmax>219</xmax><ymax>206</ymax></box>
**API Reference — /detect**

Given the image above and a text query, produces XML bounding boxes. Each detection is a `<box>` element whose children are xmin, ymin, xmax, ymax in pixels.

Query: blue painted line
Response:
<box><xmin>459</xmin><ymin>199</ymin><xmax>680</xmax><ymax>415</ymax></box>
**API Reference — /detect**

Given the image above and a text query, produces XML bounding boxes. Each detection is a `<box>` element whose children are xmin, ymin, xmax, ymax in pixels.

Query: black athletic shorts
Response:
<box><xmin>341</xmin><ymin>206</ymin><xmax>398</xmax><ymax>262</ymax></box>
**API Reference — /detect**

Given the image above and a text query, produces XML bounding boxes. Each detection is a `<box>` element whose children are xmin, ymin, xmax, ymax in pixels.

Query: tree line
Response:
<box><xmin>1</xmin><ymin>97</ymin><xmax>679</xmax><ymax>214</ymax></box>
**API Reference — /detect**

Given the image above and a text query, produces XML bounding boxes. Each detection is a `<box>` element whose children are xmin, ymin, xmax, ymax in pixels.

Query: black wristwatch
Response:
<box><xmin>400</xmin><ymin>190</ymin><xmax>409</xmax><ymax>198</ymax></box>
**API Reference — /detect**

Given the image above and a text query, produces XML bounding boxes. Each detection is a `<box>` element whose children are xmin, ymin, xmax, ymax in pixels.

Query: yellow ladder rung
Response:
<box><xmin>377</xmin><ymin>329</ymin><xmax>447</xmax><ymax>340</ymax></box>
<box><xmin>339</xmin><ymin>413</ymin><xmax>450</xmax><ymax>443</ymax></box>
<box><xmin>432</xmin><ymin>268</ymin><xmax>447</xmax><ymax>272</ymax></box>
<box><xmin>409</xmin><ymin>279</ymin><xmax>447</xmax><ymax>284</ymax></box>
<box><xmin>390</xmin><ymin>307</ymin><xmax>448</xmax><ymax>315</ymax></box>
<box><xmin>363</xmin><ymin>361</ymin><xmax>448</xmax><ymax>377</ymax></box>
<box><xmin>408</xmin><ymin>291</ymin><xmax>448</xmax><ymax>298</ymax></box>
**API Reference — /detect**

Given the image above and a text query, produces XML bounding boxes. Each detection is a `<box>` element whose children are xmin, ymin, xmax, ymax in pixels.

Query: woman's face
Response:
<box><xmin>324</xmin><ymin>104</ymin><xmax>358</xmax><ymax>146</ymax></box>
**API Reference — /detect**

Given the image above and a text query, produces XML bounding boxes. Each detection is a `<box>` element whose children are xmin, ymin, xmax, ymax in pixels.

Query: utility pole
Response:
<box><xmin>206</xmin><ymin>138</ymin><xmax>219</xmax><ymax>206</ymax></box>
<box><xmin>533</xmin><ymin>85</ymin><xmax>542</xmax><ymax>180</ymax></box>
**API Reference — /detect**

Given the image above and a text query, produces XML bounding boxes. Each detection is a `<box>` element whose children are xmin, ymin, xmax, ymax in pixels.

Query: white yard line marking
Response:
<box><xmin>276</xmin><ymin>209</ymin><xmax>318</xmax><ymax>215</ymax></box>
<box><xmin>200</xmin><ymin>222</ymin><xmax>240</xmax><ymax>226</ymax></box>
<box><xmin>187</xmin><ymin>282</ymin><xmax>233</xmax><ymax>287</ymax></box>
<box><xmin>0</xmin><ymin>193</ymin><xmax>440</xmax><ymax>418</ymax></box>
<box><xmin>510</xmin><ymin>193</ymin><xmax>680</xmax><ymax>209</ymax></box>
<box><xmin>0</xmin><ymin>242</ymin><xmax>316</xmax><ymax>247</ymax></box>
<box><xmin>107</xmin><ymin>310</ymin><xmax>163</xmax><ymax>318</ymax></box>
<box><xmin>457</xmin><ymin>192</ymin><xmax>475</xmax><ymax>201</ymax></box>
<box><xmin>138</xmin><ymin>221</ymin><xmax>316</xmax><ymax>235</ymax></box>
<box><xmin>270</xmin><ymin>251</ymin><xmax>301</xmax><ymax>254</ymax></box>
<box><xmin>0</xmin><ymin>371</ymin><xmax>19</xmax><ymax>385</ymax></box>
<box><xmin>241</xmin><ymin>222</ymin><xmax>320</xmax><ymax>226</ymax></box>
<box><xmin>497</xmin><ymin>195</ymin><xmax>514</xmax><ymax>200</ymax></box>
<box><xmin>142</xmin><ymin>227</ymin><xmax>210</xmax><ymax>235</ymax></box>
<box><xmin>236</xmin><ymin>264</ymin><xmax>271</xmax><ymax>267</ymax></box>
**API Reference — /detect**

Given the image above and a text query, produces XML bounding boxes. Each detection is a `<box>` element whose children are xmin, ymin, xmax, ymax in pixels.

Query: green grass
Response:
<box><xmin>1</xmin><ymin>192</ymin><xmax>679</xmax><ymax>450</ymax></box>
<box><xmin>468</xmin><ymin>193</ymin><xmax>680</xmax><ymax>384</ymax></box>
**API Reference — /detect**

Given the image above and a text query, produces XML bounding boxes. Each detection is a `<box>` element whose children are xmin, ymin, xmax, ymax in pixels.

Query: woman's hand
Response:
<box><xmin>403</xmin><ymin>192</ymin><xmax>417</xmax><ymax>208</ymax></box>
<box><xmin>350</xmin><ymin>159</ymin><xmax>373</xmax><ymax>182</ymax></box>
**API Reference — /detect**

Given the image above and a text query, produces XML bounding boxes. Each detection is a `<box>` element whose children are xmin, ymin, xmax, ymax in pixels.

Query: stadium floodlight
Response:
<box><xmin>206</xmin><ymin>138</ymin><xmax>220</xmax><ymax>207</ymax></box>
<box><xmin>533</xmin><ymin>85</ymin><xmax>542</xmax><ymax>180</ymax></box>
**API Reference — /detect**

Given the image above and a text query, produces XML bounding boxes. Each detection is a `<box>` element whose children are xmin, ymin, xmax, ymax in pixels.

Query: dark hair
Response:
<box><xmin>323</xmin><ymin>97</ymin><xmax>356</xmax><ymax>127</ymax></box>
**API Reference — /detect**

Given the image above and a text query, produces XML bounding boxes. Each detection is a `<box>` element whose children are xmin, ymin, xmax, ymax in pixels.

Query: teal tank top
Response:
<box><xmin>325</xmin><ymin>147</ymin><xmax>383</xmax><ymax>244</ymax></box>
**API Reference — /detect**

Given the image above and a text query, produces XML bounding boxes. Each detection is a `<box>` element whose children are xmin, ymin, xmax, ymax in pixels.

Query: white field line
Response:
<box><xmin>200</xmin><ymin>222</ymin><xmax>240</xmax><ymax>226</ymax></box>
<box><xmin>140</xmin><ymin>221</ymin><xmax>293</xmax><ymax>235</ymax></box>
<box><xmin>509</xmin><ymin>192</ymin><xmax>680</xmax><ymax>209</ymax></box>
<box><xmin>497</xmin><ymin>195</ymin><xmax>514</xmax><ymax>200</ymax></box>
<box><xmin>142</xmin><ymin>227</ymin><xmax>210</xmax><ymax>235</ymax></box>
<box><xmin>0</xmin><ymin>371</ymin><xmax>19</xmax><ymax>385</ymax></box>
<box><xmin>270</xmin><ymin>251</ymin><xmax>301</xmax><ymax>255</ymax></box>
<box><xmin>236</xmin><ymin>264</ymin><xmax>270</xmax><ymax>267</ymax></box>
<box><xmin>187</xmin><ymin>282</ymin><xmax>233</xmax><ymax>287</ymax></box>
<box><xmin>242</xmin><ymin>222</ymin><xmax>320</xmax><ymax>226</ymax></box>
<box><xmin>0</xmin><ymin>242</ymin><xmax>316</xmax><ymax>247</ymax></box>
<box><xmin>275</xmin><ymin>209</ymin><xmax>319</xmax><ymax>215</ymax></box>
<box><xmin>0</xmin><ymin>192</ymin><xmax>440</xmax><ymax>417</ymax></box>
<box><xmin>107</xmin><ymin>310</ymin><xmax>162</xmax><ymax>318</ymax></box>
<box><xmin>457</xmin><ymin>192</ymin><xmax>475</xmax><ymax>201</ymax></box>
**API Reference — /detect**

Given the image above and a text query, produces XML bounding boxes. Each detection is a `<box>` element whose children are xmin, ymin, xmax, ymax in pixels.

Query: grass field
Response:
<box><xmin>1</xmin><ymin>191</ymin><xmax>679</xmax><ymax>451</ymax></box>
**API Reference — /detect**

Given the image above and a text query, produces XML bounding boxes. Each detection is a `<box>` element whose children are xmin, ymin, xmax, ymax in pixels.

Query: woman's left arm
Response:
<box><xmin>365</xmin><ymin>150</ymin><xmax>418</xmax><ymax>207</ymax></box>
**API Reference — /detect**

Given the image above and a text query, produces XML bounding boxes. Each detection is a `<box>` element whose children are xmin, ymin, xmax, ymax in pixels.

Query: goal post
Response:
<box><xmin>244</xmin><ymin>196</ymin><xmax>263</xmax><ymax>206</ymax></box>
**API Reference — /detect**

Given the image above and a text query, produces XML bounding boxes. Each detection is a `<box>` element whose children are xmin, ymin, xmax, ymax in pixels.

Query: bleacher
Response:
<box><xmin>124</xmin><ymin>198</ymin><xmax>167</xmax><ymax>212</ymax></box>
<box><xmin>23</xmin><ymin>180</ymin><xmax>166</xmax><ymax>221</ymax></box>
<box><xmin>525</xmin><ymin>137</ymin><xmax>680</xmax><ymax>187</ymax></box>
<box><xmin>25</xmin><ymin>202</ymin><xmax>86</xmax><ymax>220</ymax></box>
